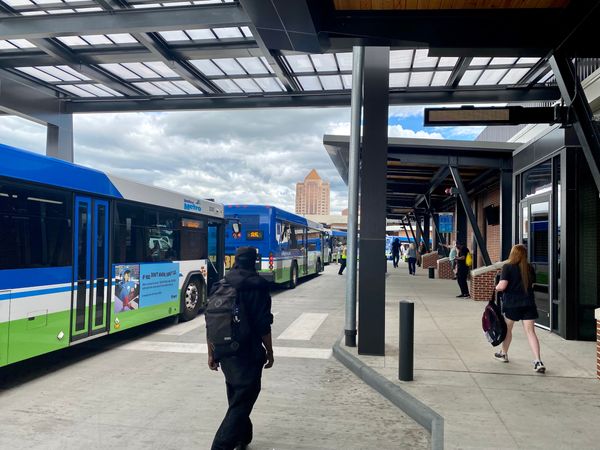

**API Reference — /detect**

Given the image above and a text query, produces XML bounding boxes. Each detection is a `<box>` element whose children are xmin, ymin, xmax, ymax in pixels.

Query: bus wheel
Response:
<box><xmin>316</xmin><ymin>259</ymin><xmax>322</xmax><ymax>274</ymax></box>
<box><xmin>288</xmin><ymin>263</ymin><xmax>298</xmax><ymax>289</ymax></box>
<box><xmin>181</xmin><ymin>278</ymin><xmax>203</xmax><ymax>321</ymax></box>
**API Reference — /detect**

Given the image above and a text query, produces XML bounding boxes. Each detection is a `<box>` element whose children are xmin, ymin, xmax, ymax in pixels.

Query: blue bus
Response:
<box><xmin>325</xmin><ymin>229</ymin><xmax>347</xmax><ymax>263</ymax></box>
<box><xmin>225</xmin><ymin>205</ymin><xmax>325</xmax><ymax>288</ymax></box>
<box><xmin>0</xmin><ymin>144</ymin><xmax>225</xmax><ymax>367</ymax></box>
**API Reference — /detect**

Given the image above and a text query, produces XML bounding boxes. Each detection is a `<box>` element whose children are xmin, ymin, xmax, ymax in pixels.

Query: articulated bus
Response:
<box><xmin>0</xmin><ymin>144</ymin><xmax>225</xmax><ymax>368</ymax></box>
<box><xmin>224</xmin><ymin>205</ymin><xmax>325</xmax><ymax>288</ymax></box>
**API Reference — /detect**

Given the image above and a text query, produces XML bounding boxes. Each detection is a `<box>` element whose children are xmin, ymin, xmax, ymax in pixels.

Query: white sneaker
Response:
<box><xmin>533</xmin><ymin>360</ymin><xmax>546</xmax><ymax>373</ymax></box>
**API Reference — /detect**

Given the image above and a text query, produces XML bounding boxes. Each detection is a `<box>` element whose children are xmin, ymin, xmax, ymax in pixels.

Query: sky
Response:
<box><xmin>0</xmin><ymin>107</ymin><xmax>484</xmax><ymax>214</ymax></box>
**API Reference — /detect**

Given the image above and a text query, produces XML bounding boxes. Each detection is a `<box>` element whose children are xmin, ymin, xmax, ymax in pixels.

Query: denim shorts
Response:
<box><xmin>503</xmin><ymin>304</ymin><xmax>539</xmax><ymax>321</ymax></box>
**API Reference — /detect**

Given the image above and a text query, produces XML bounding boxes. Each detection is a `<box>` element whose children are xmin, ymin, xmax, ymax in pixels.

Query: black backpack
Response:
<box><xmin>482</xmin><ymin>291</ymin><xmax>507</xmax><ymax>347</ymax></box>
<box><xmin>205</xmin><ymin>279</ymin><xmax>251</xmax><ymax>359</ymax></box>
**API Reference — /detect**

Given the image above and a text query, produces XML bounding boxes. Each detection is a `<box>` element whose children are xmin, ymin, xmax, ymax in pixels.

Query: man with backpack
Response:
<box><xmin>206</xmin><ymin>247</ymin><xmax>274</xmax><ymax>450</ymax></box>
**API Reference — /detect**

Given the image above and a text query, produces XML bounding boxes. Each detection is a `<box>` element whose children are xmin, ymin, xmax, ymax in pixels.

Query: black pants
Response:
<box><xmin>456</xmin><ymin>269</ymin><xmax>469</xmax><ymax>296</ymax></box>
<box><xmin>338</xmin><ymin>258</ymin><xmax>346</xmax><ymax>274</ymax></box>
<box><xmin>392</xmin><ymin>253</ymin><xmax>400</xmax><ymax>268</ymax></box>
<box><xmin>407</xmin><ymin>257</ymin><xmax>416</xmax><ymax>274</ymax></box>
<box><xmin>211</xmin><ymin>356</ymin><xmax>263</xmax><ymax>450</ymax></box>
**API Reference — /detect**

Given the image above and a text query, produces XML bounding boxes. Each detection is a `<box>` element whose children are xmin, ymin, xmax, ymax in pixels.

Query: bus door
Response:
<box><xmin>208</xmin><ymin>222</ymin><xmax>225</xmax><ymax>291</ymax></box>
<box><xmin>72</xmin><ymin>196</ymin><xmax>110</xmax><ymax>341</ymax></box>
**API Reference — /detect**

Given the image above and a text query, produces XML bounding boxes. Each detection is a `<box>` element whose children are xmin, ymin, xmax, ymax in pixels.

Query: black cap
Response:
<box><xmin>235</xmin><ymin>247</ymin><xmax>257</xmax><ymax>269</ymax></box>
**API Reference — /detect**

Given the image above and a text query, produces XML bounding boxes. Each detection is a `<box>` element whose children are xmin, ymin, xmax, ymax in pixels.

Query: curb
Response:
<box><xmin>332</xmin><ymin>340</ymin><xmax>444</xmax><ymax>450</ymax></box>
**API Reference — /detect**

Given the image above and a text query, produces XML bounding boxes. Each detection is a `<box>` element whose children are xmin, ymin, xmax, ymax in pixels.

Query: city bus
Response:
<box><xmin>224</xmin><ymin>205</ymin><xmax>325</xmax><ymax>288</ymax></box>
<box><xmin>325</xmin><ymin>229</ymin><xmax>347</xmax><ymax>263</ymax></box>
<box><xmin>0</xmin><ymin>144</ymin><xmax>225</xmax><ymax>368</ymax></box>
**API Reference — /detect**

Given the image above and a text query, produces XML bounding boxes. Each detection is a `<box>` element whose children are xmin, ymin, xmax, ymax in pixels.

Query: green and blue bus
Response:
<box><xmin>225</xmin><ymin>205</ymin><xmax>325</xmax><ymax>288</ymax></box>
<box><xmin>0</xmin><ymin>143</ymin><xmax>225</xmax><ymax>367</ymax></box>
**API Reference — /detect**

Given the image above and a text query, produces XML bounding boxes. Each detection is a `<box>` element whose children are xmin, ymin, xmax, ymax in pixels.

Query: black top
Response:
<box><xmin>224</xmin><ymin>267</ymin><xmax>273</xmax><ymax>362</ymax></box>
<box><xmin>500</xmin><ymin>263</ymin><xmax>536</xmax><ymax>308</ymax></box>
<box><xmin>455</xmin><ymin>246</ymin><xmax>470</xmax><ymax>272</ymax></box>
<box><xmin>391</xmin><ymin>240</ymin><xmax>401</xmax><ymax>255</ymax></box>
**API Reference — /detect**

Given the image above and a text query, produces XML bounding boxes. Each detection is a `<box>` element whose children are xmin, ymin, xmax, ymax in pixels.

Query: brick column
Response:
<box><xmin>437</xmin><ymin>257</ymin><xmax>454</xmax><ymax>279</ymax></box>
<box><xmin>596</xmin><ymin>308</ymin><xmax>600</xmax><ymax>380</ymax></box>
<box><xmin>422</xmin><ymin>252</ymin><xmax>441</xmax><ymax>270</ymax></box>
<box><xmin>469</xmin><ymin>262</ymin><xmax>505</xmax><ymax>302</ymax></box>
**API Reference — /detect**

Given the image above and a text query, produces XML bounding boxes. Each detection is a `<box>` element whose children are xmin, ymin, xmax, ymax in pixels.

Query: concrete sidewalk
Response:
<box><xmin>343</xmin><ymin>261</ymin><xmax>599</xmax><ymax>449</ymax></box>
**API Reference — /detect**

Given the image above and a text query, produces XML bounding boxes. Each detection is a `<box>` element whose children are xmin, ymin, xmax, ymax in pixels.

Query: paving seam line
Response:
<box><xmin>332</xmin><ymin>339</ymin><xmax>444</xmax><ymax>450</ymax></box>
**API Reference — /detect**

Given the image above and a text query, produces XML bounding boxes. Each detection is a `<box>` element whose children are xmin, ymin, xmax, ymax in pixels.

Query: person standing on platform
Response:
<box><xmin>208</xmin><ymin>247</ymin><xmax>274</xmax><ymax>450</ymax></box>
<box><xmin>454</xmin><ymin>243</ymin><xmax>471</xmax><ymax>298</ymax></box>
<box><xmin>338</xmin><ymin>244</ymin><xmax>347</xmax><ymax>275</ymax></box>
<box><xmin>407</xmin><ymin>243</ymin><xmax>417</xmax><ymax>275</ymax></box>
<box><xmin>391</xmin><ymin>237</ymin><xmax>401</xmax><ymax>268</ymax></box>
<box><xmin>447</xmin><ymin>241</ymin><xmax>458</xmax><ymax>280</ymax></box>
<box><xmin>417</xmin><ymin>242</ymin><xmax>426</xmax><ymax>267</ymax></box>
<box><xmin>494</xmin><ymin>244</ymin><xmax>545</xmax><ymax>373</ymax></box>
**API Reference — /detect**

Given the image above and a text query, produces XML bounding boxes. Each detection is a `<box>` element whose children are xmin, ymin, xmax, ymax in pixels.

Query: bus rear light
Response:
<box><xmin>269</xmin><ymin>253</ymin><xmax>274</xmax><ymax>270</ymax></box>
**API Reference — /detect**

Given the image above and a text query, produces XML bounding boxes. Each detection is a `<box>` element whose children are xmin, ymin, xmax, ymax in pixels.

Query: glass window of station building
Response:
<box><xmin>513</xmin><ymin>126</ymin><xmax>600</xmax><ymax>340</ymax></box>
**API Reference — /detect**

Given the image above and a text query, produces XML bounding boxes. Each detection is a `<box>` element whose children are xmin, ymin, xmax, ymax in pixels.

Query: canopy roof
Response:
<box><xmin>3</xmin><ymin>0</ymin><xmax>596</xmax><ymax>114</ymax></box>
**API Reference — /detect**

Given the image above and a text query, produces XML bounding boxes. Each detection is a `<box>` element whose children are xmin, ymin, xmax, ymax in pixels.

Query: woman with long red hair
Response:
<box><xmin>494</xmin><ymin>244</ymin><xmax>546</xmax><ymax>373</ymax></box>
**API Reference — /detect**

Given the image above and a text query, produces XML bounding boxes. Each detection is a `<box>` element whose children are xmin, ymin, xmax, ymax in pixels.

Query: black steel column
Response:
<box><xmin>550</xmin><ymin>54</ymin><xmax>600</xmax><ymax>194</ymax></box>
<box><xmin>455</xmin><ymin>200</ymin><xmax>467</xmax><ymax>246</ymax></box>
<box><xmin>422</xmin><ymin>213</ymin><xmax>431</xmax><ymax>252</ymax></box>
<box><xmin>500</xmin><ymin>167</ymin><xmax>513</xmax><ymax>260</ymax></box>
<box><xmin>358</xmin><ymin>46</ymin><xmax>389</xmax><ymax>356</ymax></box>
<box><xmin>449</xmin><ymin>165</ymin><xmax>492</xmax><ymax>266</ymax></box>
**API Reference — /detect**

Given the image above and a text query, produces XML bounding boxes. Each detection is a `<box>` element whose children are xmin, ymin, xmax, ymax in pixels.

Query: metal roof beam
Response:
<box><xmin>446</xmin><ymin>57</ymin><xmax>472</xmax><ymax>88</ymax></box>
<box><xmin>414</xmin><ymin>166</ymin><xmax>450</xmax><ymax>208</ymax></box>
<box><xmin>65</xmin><ymin>85</ymin><xmax>561</xmax><ymax>113</ymax></box>
<box><xmin>0</xmin><ymin>4</ymin><xmax>249</xmax><ymax>40</ymax></box>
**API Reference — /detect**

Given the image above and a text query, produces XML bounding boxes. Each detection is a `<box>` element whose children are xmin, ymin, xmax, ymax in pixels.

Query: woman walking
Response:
<box><xmin>494</xmin><ymin>244</ymin><xmax>545</xmax><ymax>373</ymax></box>
<box><xmin>454</xmin><ymin>243</ymin><xmax>470</xmax><ymax>298</ymax></box>
<box><xmin>407</xmin><ymin>243</ymin><xmax>417</xmax><ymax>275</ymax></box>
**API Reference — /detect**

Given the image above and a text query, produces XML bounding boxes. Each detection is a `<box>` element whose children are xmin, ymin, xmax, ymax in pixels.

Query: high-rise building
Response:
<box><xmin>295</xmin><ymin>169</ymin><xmax>330</xmax><ymax>215</ymax></box>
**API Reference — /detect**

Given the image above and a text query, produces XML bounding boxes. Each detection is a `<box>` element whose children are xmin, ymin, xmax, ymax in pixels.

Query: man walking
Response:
<box><xmin>391</xmin><ymin>238</ymin><xmax>401</xmax><ymax>268</ymax></box>
<box><xmin>208</xmin><ymin>247</ymin><xmax>274</xmax><ymax>450</ymax></box>
<box><xmin>338</xmin><ymin>244</ymin><xmax>347</xmax><ymax>275</ymax></box>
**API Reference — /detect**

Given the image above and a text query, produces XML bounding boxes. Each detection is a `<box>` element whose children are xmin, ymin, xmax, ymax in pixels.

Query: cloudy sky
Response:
<box><xmin>0</xmin><ymin>107</ymin><xmax>483</xmax><ymax>214</ymax></box>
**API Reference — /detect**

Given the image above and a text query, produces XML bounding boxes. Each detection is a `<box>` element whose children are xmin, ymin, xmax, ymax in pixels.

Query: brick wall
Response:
<box><xmin>469</xmin><ymin>262</ymin><xmax>505</xmax><ymax>301</ymax></box>
<box><xmin>437</xmin><ymin>257</ymin><xmax>454</xmax><ymax>279</ymax></box>
<box><xmin>596</xmin><ymin>308</ymin><xmax>600</xmax><ymax>379</ymax></box>
<box><xmin>466</xmin><ymin>185</ymin><xmax>502</xmax><ymax>269</ymax></box>
<box><xmin>422</xmin><ymin>252</ymin><xmax>441</xmax><ymax>270</ymax></box>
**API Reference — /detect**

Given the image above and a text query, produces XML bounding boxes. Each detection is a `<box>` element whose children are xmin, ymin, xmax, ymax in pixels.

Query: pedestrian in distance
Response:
<box><xmin>407</xmin><ymin>243</ymin><xmax>417</xmax><ymax>275</ymax></box>
<box><xmin>391</xmin><ymin>237</ymin><xmax>401</xmax><ymax>268</ymax></box>
<box><xmin>417</xmin><ymin>241</ymin><xmax>426</xmax><ymax>267</ymax></box>
<box><xmin>454</xmin><ymin>243</ymin><xmax>471</xmax><ymax>298</ymax></box>
<box><xmin>208</xmin><ymin>247</ymin><xmax>274</xmax><ymax>450</ymax></box>
<box><xmin>338</xmin><ymin>244</ymin><xmax>347</xmax><ymax>275</ymax></box>
<box><xmin>494</xmin><ymin>244</ymin><xmax>546</xmax><ymax>373</ymax></box>
<box><xmin>447</xmin><ymin>241</ymin><xmax>458</xmax><ymax>280</ymax></box>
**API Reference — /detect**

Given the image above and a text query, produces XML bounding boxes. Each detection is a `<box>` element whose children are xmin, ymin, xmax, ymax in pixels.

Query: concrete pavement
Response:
<box><xmin>341</xmin><ymin>261</ymin><xmax>599</xmax><ymax>449</ymax></box>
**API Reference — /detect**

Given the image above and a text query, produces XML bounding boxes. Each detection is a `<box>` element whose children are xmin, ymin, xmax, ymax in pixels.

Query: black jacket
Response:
<box><xmin>223</xmin><ymin>267</ymin><xmax>273</xmax><ymax>361</ymax></box>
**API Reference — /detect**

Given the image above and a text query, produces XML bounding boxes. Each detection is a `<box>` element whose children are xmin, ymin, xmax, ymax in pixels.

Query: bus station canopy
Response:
<box><xmin>323</xmin><ymin>134</ymin><xmax>519</xmax><ymax>219</ymax></box>
<box><xmin>1</xmin><ymin>0</ymin><xmax>598</xmax><ymax>115</ymax></box>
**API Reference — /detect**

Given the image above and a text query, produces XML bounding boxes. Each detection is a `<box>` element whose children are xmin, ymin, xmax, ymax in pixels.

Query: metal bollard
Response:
<box><xmin>428</xmin><ymin>267</ymin><xmax>435</xmax><ymax>279</ymax></box>
<box><xmin>398</xmin><ymin>301</ymin><xmax>414</xmax><ymax>381</ymax></box>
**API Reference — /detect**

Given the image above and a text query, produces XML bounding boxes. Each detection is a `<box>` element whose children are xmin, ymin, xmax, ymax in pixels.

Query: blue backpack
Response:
<box><xmin>482</xmin><ymin>292</ymin><xmax>507</xmax><ymax>347</ymax></box>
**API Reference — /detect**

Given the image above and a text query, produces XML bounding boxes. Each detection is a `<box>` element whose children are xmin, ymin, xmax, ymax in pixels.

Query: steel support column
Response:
<box><xmin>345</xmin><ymin>46</ymin><xmax>363</xmax><ymax>348</ymax></box>
<box><xmin>46</xmin><ymin>113</ymin><xmax>73</xmax><ymax>162</ymax></box>
<box><xmin>358</xmin><ymin>46</ymin><xmax>389</xmax><ymax>356</ymax></box>
<box><xmin>500</xmin><ymin>167</ymin><xmax>513</xmax><ymax>259</ymax></box>
<box><xmin>449</xmin><ymin>166</ymin><xmax>492</xmax><ymax>266</ymax></box>
<box><xmin>422</xmin><ymin>213</ymin><xmax>430</xmax><ymax>252</ymax></box>
<box><xmin>550</xmin><ymin>54</ymin><xmax>600</xmax><ymax>194</ymax></box>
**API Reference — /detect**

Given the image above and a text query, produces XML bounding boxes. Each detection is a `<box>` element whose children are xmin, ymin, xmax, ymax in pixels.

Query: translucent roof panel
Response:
<box><xmin>408</xmin><ymin>71</ymin><xmax>433</xmax><ymax>87</ymax></box>
<box><xmin>159</xmin><ymin>30</ymin><xmax>190</xmax><ymax>42</ymax></box>
<box><xmin>16</xmin><ymin>66</ymin><xmax>61</xmax><ymax>83</ymax></box>
<box><xmin>57</xmin><ymin>36</ymin><xmax>89</xmax><ymax>47</ymax></box>
<box><xmin>190</xmin><ymin>59</ymin><xmax>224</xmax><ymax>76</ymax></box>
<box><xmin>476</xmin><ymin>69</ymin><xmax>508</xmax><ymax>85</ymax></box>
<box><xmin>81</xmin><ymin>35</ymin><xmax>113</xmax><ymax>45</ymax></box>
<box><xmin>121</xmin><ymin>62</ymin><xmax>162</xmax><ymax>79</ymax></box>
<box><xmin>286</xmin><ymin>55</ymin><xmax>314</xmax><ymax>73</ymax></box>
<box><xmin>144</xmin><ymin>61</ymin><xmax>180</xmax><ymax>78</ymax></box>
<box><xmin>213</xmin><ymin>78</ymin><xmax>242</xmax><ymax>93</ymax></box>
<box><xmin>172</xmin><ymin>80</ymin><xmax>203</xmax><ymax>94</ymax></box>
<box><xmin>459</xmin><ymin>70</ymin><xmax>483</xmax><ymax>86</ymax></box>
<box><xmin>36</xmin><ymin>66</ymin><xmax>82</xmax><ymax>82</ymax></box>
<box><xmin>336</xmin><ymin>53</ymin><xmax>353</xmax><ymax>71</ymax></box>
<box><xmin>389</xmin><ymin>72</ymin><xmax>409</xmax><ymax>88</ymax></box>
<box><xmin>186</xmin><ymin>29</ymin><xmax>216</xmax><ymax>40</ymax></box>
<box><xmin>106</xmin><ymin>34</ymin><xmax>138</xmax><ymax>44</ymax></box>
<box><xmin>341</xmin><ymin>74</ymin><xmax>352</xmax><ymax>89</ymax></box>
<box><xmin>310</xmin><ymin>54</ymin><xmax>337</xmax><ymax>72</ymax></box>
<box><xmin>254</xmin><ymin>77</ymin><xmax>284</xmax><ymax>92</ymax></box>
<box><xmin>500</xmin><ymin>68</ymin><xmax>530</xmax><ymax>84</ymax></box>
<box><xmin>236</xmin><ymin>57</ymin><xmax>268</xmax><ymax>75</ymax></box>
<box><xmin>213</xmin><ymin>27</ymin><xmax>243</xmax><ymax>39</ymax></box>
<box><xmin>76</xmin><ymin>84</ymin><xmax>118</xmax><ymax>97</ymax></box>
<box><xmin>412</xmin><ymin>49</ymin><xmax>438</xmax><ymax>68</ymax></box>
<box><xmin>517</xmin><ymin>57</ymin><xmax>541</xmax><ymax>65</ymax></box>
<box><xmin>234</xmin><ymin>78</ymin><xmax>261</xmax><ymax>93</ymax></box>
<box><xmin>390</xmin><ymin>50</ymin><xmax>413</xmax><ymax>69</ymax></box>
<box><xmin>438</xmin><ymin>57</ymin><xmax>459</xmax><ymax>68</ymax></box>
<box><xmin>8</xmin><ymin>39</ymin><xmax>35</xmax><ymax>49</ymax></box>
<box><xmin>431</xmin><ymin>71</ymin><xmax>452</xmax><ymax>86</ymax></box>
<box><xmin>212</xmin><ymin>58</ymin><xmax>245</xmax><ymax>75</ymax></box>
<box><xmin>490</xmin><ymin>57</ymin><xmax>518</xmax><ymax>66</ymax></box>
<box><xmin>133</xmin><ymin>82</ymin><xmax>168</xmax><ymax>95</ymax></box>
<box><xmin>297</xmin><ymin>75</ymin><xmax>321</xmax><ymax>91</ymax></box>
<box><xmin>319</xmin><ymin>74</ymin><xmax>343</xmax><ymax>90</ymax></box>
<box><xmin>58</xmin><ymin>84</ymin><xmax>96</xmax><ymax>97</ymax></box>
<box><xmin>153</xmin><ymin>81</ymin><xmax>186</xmax><ymax>95</ymax></box>
<box><xmin>470</xmin><ymin>57</ymin><xmax>491</xmax><ymax>67</ymax></box>
<box><xmin>100</xmin><ymin>64</ymin><xmax>141</xmax><ymax>80</ymax></box>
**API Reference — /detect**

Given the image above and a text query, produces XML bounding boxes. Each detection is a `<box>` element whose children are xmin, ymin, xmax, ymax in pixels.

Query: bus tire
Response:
<box><xmin>288</xmin><ymin>262</ymin><xmax>298</xmax><ymax>289</ymax></box>
<box><xmin>316</xmin><ymin>258</ymin><xmax>322</xmax><ymax>274</ymax></box>
<box><xmin>181</xmin><ymin>277</ymin><xmax>205</xmax><ymax>321</ymax></box>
